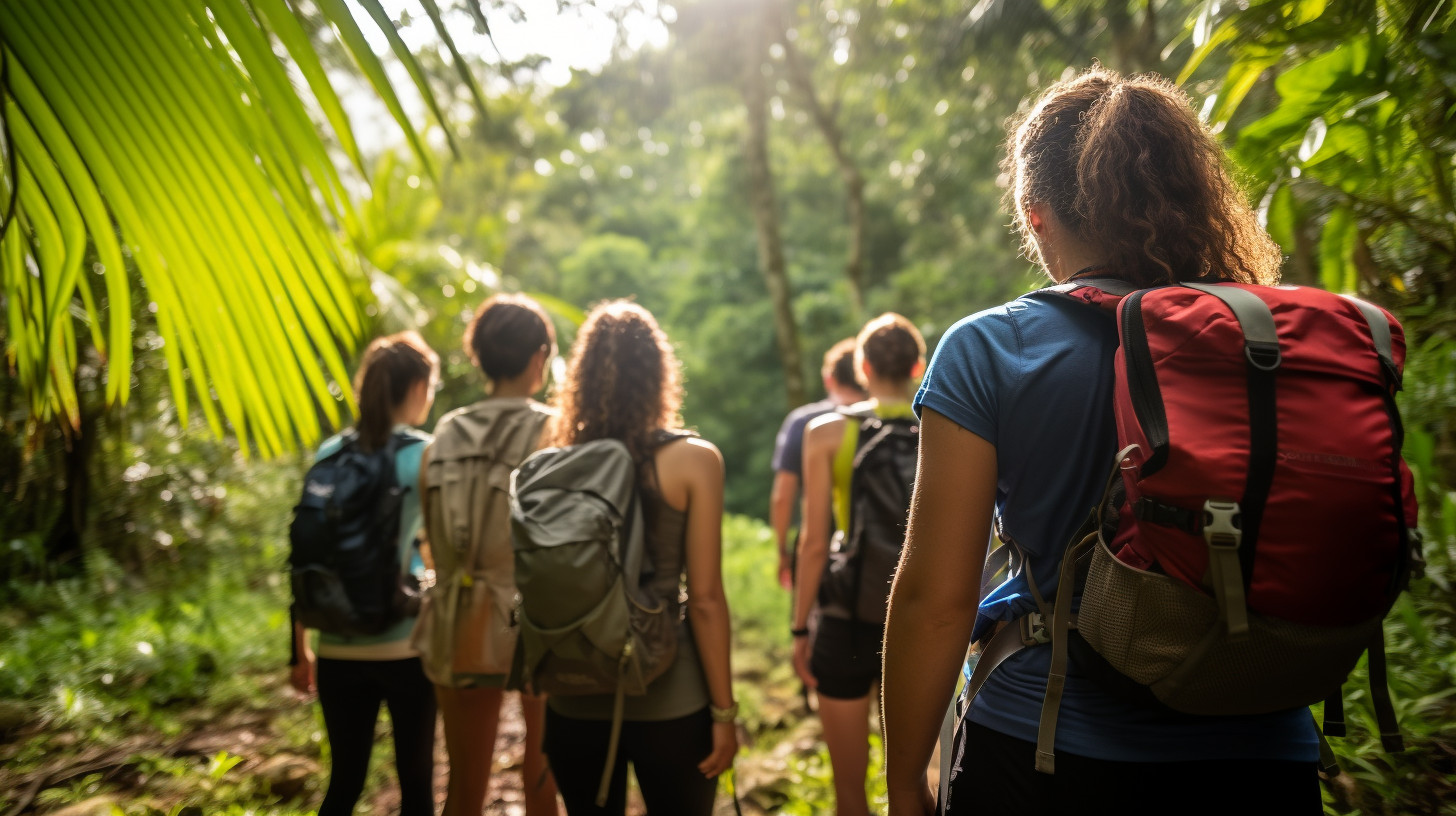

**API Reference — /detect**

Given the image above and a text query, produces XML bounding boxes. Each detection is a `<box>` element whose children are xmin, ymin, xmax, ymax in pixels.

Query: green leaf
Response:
<box><xmin>1209</xmin><ymin>52</ymin><xmax>1279</xmax><ymax>125</ymax></box>
<box><xmin>418</xmin><ymin>0</ymin><xmax>490</xmax><ymax>124</ymax></box>
<box><xmin>1296</xmin><ymin>117</ymin><xmax>1327</xmax><ymax>163</ymax></box>
<box><xmin>1179</xmin><ymin>18</ymin><xmax>1236</xmax><ymax>85</ymax></box>
<box><xmin>344</xmin><ymin>0</ymin><xmax>460</xmax><ymax>163</ymax></box>
<box><xmin>1318</xmin><ymin>206</ymin><xmax>1357</xmax><ymax>293</ymax></box>
<box><xmin>1259</xmin><ymin>182</ymin><xmax>1298</xmax><ymax>252</ymax></box>
<box><xmin>1290</xmin><ymin>0</ymin><xmax>1329</xmax><ymax>26</ymax></box>
<box><xmin>525</xmin><ymin>291</ymin><xmax>587</xmax><ymax>328</ymax></box>
<box><xmin>1274</xmin><ymin>38</ymin><xmax>1370</xmax><ymax>103</ymax></box>
<box><xmin>0</xmin><ymin>0</ymin><xmax>448</xmax><ymax>451</ymax></box>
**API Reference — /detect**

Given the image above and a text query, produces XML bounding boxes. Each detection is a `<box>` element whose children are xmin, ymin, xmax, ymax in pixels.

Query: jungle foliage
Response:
<box><xmin>2</xmin><ymin>0</ymin><xmax>1455</xmax><ymax>813</ymax></box>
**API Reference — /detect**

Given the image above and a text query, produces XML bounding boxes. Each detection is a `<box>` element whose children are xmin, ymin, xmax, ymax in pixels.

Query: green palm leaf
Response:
<box><xmin>0</xmin><ymin>0</ymin><xmax>478</xmax><ymax>453</ymax></box>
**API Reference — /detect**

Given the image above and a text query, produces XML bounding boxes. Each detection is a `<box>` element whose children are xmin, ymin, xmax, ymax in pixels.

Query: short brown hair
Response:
<box><xmin>821</xmin><ymin>338</ymin><xmax>861</xmax><ymax>392</ymax></box>
<box><xmin>549</xmin><ymin>300</ymin><xmax>683</xmax><ymax>467</ymax></box>
<box><xmin>464</xmin><ymin>294</ymin><xmax>555</xmax><ymax>383</ymax></box>
<box><xmin>1005</xmin><ymin>67</ymin><xmax>1280</xmax><ymax>287</ymax></box>
<box><xmin>855</xmin><ymin>313</ymin><xmax>925</xmax><ymax>386</ymax></box>
<box><xmin>354</xmin><ymin>331</ymin><xmax>438</xmax><ymax>451</ymax></box>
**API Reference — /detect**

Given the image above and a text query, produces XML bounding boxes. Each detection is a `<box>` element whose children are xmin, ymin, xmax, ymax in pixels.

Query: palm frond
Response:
<box><xmin>0</xmin><ymin>0</ymin><xmax>477</xmax><ymax>454</ymax></box>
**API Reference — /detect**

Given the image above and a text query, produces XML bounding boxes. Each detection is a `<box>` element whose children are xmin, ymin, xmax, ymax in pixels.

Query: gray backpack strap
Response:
<box><xmin>1343</xmin><ymin>295</ymin><xmax>1401</xmax><ymax>388</ymax></box>
<box><xmin>1182</xmin><ymin>282</ymin><xmax>1281</xmax><ymax>370</ymax></box>
<box><xmin>937</xmin><ymin>526</ymin><xmax>1021</xmax><ymax>806</ymax></box>
<box><xmin>1181</xmin><ymin>282</ymin><xmax>1278</xmax><ymax>639</ymax></box>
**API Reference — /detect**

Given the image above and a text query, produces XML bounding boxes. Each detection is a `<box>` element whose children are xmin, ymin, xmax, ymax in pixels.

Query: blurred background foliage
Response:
<box><xmin>2</xmin><ymin>0</ymin><xmax>1455</xmax><ymax>813</ymax></box>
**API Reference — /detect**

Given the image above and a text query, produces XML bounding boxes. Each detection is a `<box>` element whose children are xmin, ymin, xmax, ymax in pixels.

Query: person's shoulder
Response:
<box><xmin>805</xmin><ymin>409</ymin><xmax>852</xmax><ymax>445</ymax></box>
<box><xmin>313</xmin><ymin>431</ymin><xmax>350</xmax><ymax>463</ymax></box>
<box><xmin>782</xmin><ymin>398</ymin><xmax>834</xmax><ymax>427</ymax></box>
<box><xmin>656</xmin><ymin>434</ymin><xmax>724</xmax><ymax>487</ymax></box>
<box><xmin>941</xmin><ymin>299</ymin><xmax>1022</xmax><ymax>341</ymax></box>
<box><xmin>394</xmin><ymin>428</ymin><xmax>430</xmax><ymax>471</ymax></box>
<box><xmin>659</xmin><ymin>432</ymin><xmax>721</xmax><ymax>462</ymax></box>
<box><xmin>436</xmin><ymin>398</ymin><xmax>555</xmax><ymax>432</ymax></box>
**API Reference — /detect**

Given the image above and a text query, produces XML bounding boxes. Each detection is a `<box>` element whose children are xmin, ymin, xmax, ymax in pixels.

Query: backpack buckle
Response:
<box><xmin>1021</xmin><ymin>612</ymin><xmax>1052</xmax><ymax>646</ymax></box>
<box><xmin>1201</xmin><ymin>499</ymin><xmax>1242</xmax><ymax>550</ymax></box>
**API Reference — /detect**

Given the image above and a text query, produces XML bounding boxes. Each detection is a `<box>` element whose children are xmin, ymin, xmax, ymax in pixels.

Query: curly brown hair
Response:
<box><xmin>1005</xmin><ymin>67</ymin><xmax>1281</xmax><ymax>287</ymax></box>
<box><xmin>549</xmin><ymin>300</ymin><xmax>684</xmax><ymax>468</ymax></box>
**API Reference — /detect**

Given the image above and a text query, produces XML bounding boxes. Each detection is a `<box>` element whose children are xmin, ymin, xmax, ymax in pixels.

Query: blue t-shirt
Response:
<box><xmin>314</xmin><ymin>425</ymin><xmax>431</xmax><ymax>648</ymax></box>
<box><xmin>771</xmin><ymin>399</ymin><xmax>837</xmax><ymax>476</ymax></box>
<box><xmin>914</xmin><ymin>293</ymin><xmax>1318</xmax><ymax>763</ymax></box>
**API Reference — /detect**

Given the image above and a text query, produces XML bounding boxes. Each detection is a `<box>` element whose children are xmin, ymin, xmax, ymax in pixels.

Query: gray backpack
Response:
<box><xmin>509</xmin><ymin>438</ymin><xmax>678</xmax><ymax>805</ymax></box>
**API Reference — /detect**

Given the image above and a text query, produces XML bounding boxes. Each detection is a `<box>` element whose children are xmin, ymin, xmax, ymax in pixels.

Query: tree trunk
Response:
<box><xmin>1105</xmin><ymin>0</ymin><xmax>1161</xmax><ymax>74</ymax></box>
<box><xmin>779</xmin><ymin>25</ymin><xmax>866</xmax><ymax>319</ymax></box>
<box><xmin>43</xmin><ymin>395</ymin><xmax>94</xmax><ymax>576</ymax></box>
<box><xmin>741</xmin><ymin>1</ymin><xmax>807</xmax><ymax>407</ymax></box>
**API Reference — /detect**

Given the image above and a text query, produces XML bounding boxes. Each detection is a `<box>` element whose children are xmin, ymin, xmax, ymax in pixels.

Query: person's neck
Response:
<box><xmin>491</xmin><ymin>378</ymin><xmax>537</xmax><ymax>399</ymax></box>
<box><xmin>1047</xmin><ymin>244</ymin><xmax>1106</xmax><ymax>283</ymax></box>
<box><xmin>829</xmin><ymin>386</ymin><xmax>867</xmax><ymax>406</ymax></box>
<box><xmin>866</xmin><ymin>379</ymin><xmax>910</xmax><ymax>404</ymax></box>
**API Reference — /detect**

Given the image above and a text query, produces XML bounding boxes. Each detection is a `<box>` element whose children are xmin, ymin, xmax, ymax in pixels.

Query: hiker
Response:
<box><xmin>533</xmin><ymin>300</ymin><xmax>737</xmax><ymax>816</ymax></box>
<box><xmin>882</xmin><ymin>69</ymin><xmax>1322</xmax><ymax>815</ymax></box>
<box><xmin>770</xmin><ymin>338</ymin><xmax>868</xmax><ymax>589</ymax></box>
<box><xmin>414</xmin><ymin>294</ymin><xmax>560</xmax><ymax>816</ymax></box>
<box><xmin>792</xmin><ymin>313</ymin><xmax>925</xmax><ymax>816</ymax></box>
<box><xmin>289</xmin><ymin>331</ymin><xmax>439</xmax><ymax>816</ymax></box>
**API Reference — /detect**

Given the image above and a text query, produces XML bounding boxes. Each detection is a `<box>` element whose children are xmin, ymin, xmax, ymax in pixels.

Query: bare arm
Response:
<box><xmin>882</xmin><ymin>409</ymin><xmax>996</xmax><ymax>814</ymax></box>
<box><xmin>769</xmin><ymin>470</ymin><xmax>800</xmax><ymax>589</ymax></box>
<box><xmin>791</xmin><ymin>415</ymin><xmax>846</xmax><ymax>686</ymax></box>
<box><xmin>677</xmin><ymin>439</ymin><xmax>738</xmax><ymax>776</ymax></box>
<box><xmin>290</xmin><ymin>618</ymin><xmax>316</xmax><ymax>695</ymax></box>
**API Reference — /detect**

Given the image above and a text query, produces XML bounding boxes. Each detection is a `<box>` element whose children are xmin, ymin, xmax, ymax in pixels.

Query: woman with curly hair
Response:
<box><xmin>882</xmin><ymin>68</ymin><xmax>1319</xmax><ymax>814</ymax></box>
<box><xmin>542</xmin><ymin>300</ymin><xmax>737</xmax><ymax>816</ymax></box>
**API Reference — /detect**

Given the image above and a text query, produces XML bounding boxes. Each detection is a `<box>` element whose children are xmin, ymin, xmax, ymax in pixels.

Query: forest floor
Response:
<box><xmin>0</xmin><ymin>516</ymin><xmax>877</xmax><ymax>815</ymax></box>
<box><xmin>0</xmin><ymin>663</ymin><xmax>846</xmax><ymax>815</ymax></box>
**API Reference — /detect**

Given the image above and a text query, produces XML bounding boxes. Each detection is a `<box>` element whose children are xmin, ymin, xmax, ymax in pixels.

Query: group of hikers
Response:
<box><xmin>285</xmin><ymin>66</ymin><xmax>1420</xmax><ymax>816</ymax></box>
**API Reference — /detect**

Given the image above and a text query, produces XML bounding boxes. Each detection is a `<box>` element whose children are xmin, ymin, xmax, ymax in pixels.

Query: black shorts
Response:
<box><xmin>942</xmin><ymin>721</ymin><xmax>1320</xmax><ymax>815</ymax></box>
<box><xmin>810</xmin><ymin>616</ymin><xmax>883</xmax><ymax>700</ymax></box>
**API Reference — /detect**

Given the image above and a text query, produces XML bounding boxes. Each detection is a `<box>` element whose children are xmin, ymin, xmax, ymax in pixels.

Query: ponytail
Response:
<box><xmin>1007</xmin><ymin>68</ymin><xmax>1281</xmax><ymax>288</ymax></box>
<box><xmin>353</xmin><ymin>331</ymin><xmax>438</xmax><ymax>451</ymax></box>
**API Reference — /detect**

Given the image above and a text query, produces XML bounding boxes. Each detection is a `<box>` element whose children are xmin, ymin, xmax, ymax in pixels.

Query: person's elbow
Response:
<box><xmin>687</xmin><ymin>590</ymin><xmax>729</xmax><ymax>621</ymax></box>
<box><xmin>886</xmin><ymin>572</ymin><xmax>978</xmax><ymax>633</ymax></box>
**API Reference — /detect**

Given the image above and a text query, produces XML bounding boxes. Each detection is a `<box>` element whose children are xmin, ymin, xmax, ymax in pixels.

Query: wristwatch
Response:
<box><xmin>709</xmin><ymin>702</ymin><xmax>739</xmax><ymax>723</ymax></box>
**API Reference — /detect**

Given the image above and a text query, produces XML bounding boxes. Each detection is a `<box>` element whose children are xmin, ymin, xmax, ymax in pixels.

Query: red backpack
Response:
<box><xmin>964</xmin><ymin>278</ymin><xmax>1420</xmax><ymax>775</ymax></box>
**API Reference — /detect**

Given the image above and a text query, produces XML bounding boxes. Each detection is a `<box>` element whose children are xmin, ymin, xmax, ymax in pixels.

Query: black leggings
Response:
<box><xmin>543</xmin><ymin>706</ymin><xmax>717</xmax><ymax>815</ymax></box>
<box><xmin>942</xmin><ymin>720</ymin><xmax>1321</xmax><ymax>815</ymax></box>
<box><xmin>316</xmin><ymin>657</ymin><xmax>437</xmax><ymax>816</ymax></box>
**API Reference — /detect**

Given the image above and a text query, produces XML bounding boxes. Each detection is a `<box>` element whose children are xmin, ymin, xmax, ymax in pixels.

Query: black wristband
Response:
<box><xmin>790</xmin><ymin>627</ymin><xmax>810</xmax><ymax>638</ymax></box>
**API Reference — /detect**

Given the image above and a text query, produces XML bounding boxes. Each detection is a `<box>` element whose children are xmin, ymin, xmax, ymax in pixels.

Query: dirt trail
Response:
<box><xmin>369</xmin><ymin>691</ymin><xmax>648</xmax><ymax>816</ymax></box>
